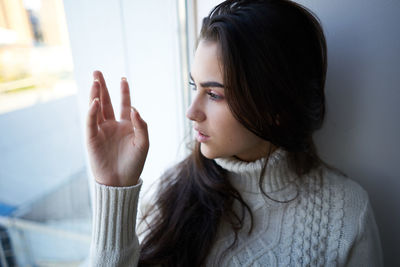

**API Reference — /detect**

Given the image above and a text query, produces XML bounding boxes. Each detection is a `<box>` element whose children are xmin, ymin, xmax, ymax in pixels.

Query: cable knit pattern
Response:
<box><xmin>88</xmin><ymin>149</ymin><xmax>383</xmax><ymax>266</ymax></box>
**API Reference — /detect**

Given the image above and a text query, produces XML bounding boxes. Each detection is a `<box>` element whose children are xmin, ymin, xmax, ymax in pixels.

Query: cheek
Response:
<box><xmin>213</xmin><ymin>111</ymin><xmax>249</xmax><ymax>146</ymax></box>
<box><xmin>218</xmin><ymin>112</ymin><xmax>261</xmax><ymax>147</ymax></box>
<box><xmin>210</xmin><ymin>107</ymin><xmax>237</xmax><ymax>138</ymax></box>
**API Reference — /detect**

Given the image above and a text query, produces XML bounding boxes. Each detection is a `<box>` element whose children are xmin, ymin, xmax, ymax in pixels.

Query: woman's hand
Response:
<box><xmin>86</xmin><ymin>70</ymin><xmax>149</xmax><ymax>187</ymax></box>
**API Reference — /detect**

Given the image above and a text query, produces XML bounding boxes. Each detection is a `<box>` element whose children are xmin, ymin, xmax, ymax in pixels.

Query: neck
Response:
<box><xmin>234</xmin><ymin>142</ymin><xmax>278</xmax><ymax>162</ymax></box>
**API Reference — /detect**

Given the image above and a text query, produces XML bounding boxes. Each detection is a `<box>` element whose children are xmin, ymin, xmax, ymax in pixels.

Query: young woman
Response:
<box><xmin>86</xmin><ymin>0</ymin><xmax>382</xmax><ymax>266</ymax></box>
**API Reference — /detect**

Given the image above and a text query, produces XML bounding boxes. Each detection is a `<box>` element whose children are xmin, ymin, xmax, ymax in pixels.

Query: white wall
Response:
<box><xmin>197</xmin><ymin>0</ymin><xmax>400</xmax><ymax>265</ymax></box>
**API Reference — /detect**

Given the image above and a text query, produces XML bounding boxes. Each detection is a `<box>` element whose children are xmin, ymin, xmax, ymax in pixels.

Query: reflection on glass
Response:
<box><xmin>0</xmin><ymin>0</ymin><xmax>76</xmax><ymax>114</ymax></box>
<box><xmin>0</xmin><ymin>0</ymin><xmax>90</xmax><ymax>266</ymax></box>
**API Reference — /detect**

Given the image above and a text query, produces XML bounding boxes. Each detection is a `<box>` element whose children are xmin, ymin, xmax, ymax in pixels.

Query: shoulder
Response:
<box><xmin>317</xmin><ymin>165</ymin><xmax>369</xmax><ymax>212</ymax></box>
<box><xmin>295</xmin><ymin>164</ymin><xmax>371</xmax><ymax>221</ymax></box>
<box><xmin>304</xmin><ymin>165</ymin><xmax>378</xmax><ymax>262</ymax></box>
<box><xmin>281</xmin><ymin>164</ymin><xmax>378</xmax><ymax>263</ymax></box>
<box><xmin>299</xmin><ymin>164</ymin><xmax>371</xmax><ymax>225</ymax></box>
<box><xmin>296</xmin><ymin>165</ymin><xmax>372</xmax><ymax>239</ymax></box>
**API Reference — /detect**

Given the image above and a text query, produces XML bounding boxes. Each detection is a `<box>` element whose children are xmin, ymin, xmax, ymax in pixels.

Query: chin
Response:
<box><xmin>200</xmin><ymin>144</ymin><xmax>215</xmax><ymax>159</ymax></box>
<box><xmin>200</xmin><ymin>143</ymin><xmax>227</xmax><ymax>159</ymax></box>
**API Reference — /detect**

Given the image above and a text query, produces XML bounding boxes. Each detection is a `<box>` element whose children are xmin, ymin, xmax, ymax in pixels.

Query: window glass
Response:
<box><xmin>0</xmin><ymin>0</ymin><xmax>90</xmax><ymax>265</ymax></box>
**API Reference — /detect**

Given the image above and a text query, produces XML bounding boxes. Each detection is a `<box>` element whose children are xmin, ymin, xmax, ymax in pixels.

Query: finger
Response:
<box><xmin>90</xmin><ymin>80</ymin><xmax>105</xmax><ymax>124</ymax></box>
<box><xmin>93</xmin><ymin>70</ymin><xmax>116</xmax><ymax>121</ymax></box>
<box><xmin>130</xmin><ymin>107</ymin><xmax>149</xmax><ymax>150</ymax></box>
<box><xmin>120</xmin><ymin>77</ymin><xmax>132</xmax><ymax>121</ymax></box>
<box><xmin>89</xmin><ymin>79</ymin><xmax>100</xmax><ymax>106</ymax></box>
<box><xmin>87</xmin><ymin>97</ymin><xmax>100</xmax><ymax>139</ymax></box>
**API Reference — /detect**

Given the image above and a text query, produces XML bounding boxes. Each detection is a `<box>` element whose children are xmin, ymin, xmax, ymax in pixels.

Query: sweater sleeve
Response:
<box><xmin>88</xmin><ymin>179</ymin><xmax>143</xmax><ymax>267</ymax></box>
<box><xmin>346</xmin><ymin>197</ymin><xmax>383</xmax><ymax>267</ymax></box>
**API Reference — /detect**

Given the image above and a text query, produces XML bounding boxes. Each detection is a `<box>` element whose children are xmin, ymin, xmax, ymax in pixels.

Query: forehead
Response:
<box><xmin>191</xmin><ymin>40</ymin><xmax>223</xmax><ymax>82</ymax></box>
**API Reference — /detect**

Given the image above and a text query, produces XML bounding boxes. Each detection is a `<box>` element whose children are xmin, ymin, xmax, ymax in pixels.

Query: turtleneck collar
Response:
<box><xmin>214</xmin><ymin>148</ymin><xmax>296</xmax><ymax>194</ymax></box>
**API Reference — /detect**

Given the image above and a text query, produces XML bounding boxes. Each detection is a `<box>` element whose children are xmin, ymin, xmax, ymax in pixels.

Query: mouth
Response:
<box><xmin>194</xmin><ymin>127</ymin><xmax>210</xmax><ymax>142</ymax></box>
<box><xmin>194</xmin><ymin>127</ymin><xmax>209</xmax><ymax>136</ymax></box>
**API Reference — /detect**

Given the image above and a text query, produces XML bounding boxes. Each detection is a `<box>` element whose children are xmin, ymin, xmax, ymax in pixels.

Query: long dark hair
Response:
<box><xmin>138</xmin><ymin>0</ymin><xmax>328</xmax><ymax>266</ymax></box>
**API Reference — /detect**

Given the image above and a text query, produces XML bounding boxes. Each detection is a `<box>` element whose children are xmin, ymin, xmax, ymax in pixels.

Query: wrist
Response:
<box><xmin>95</xmin><ymin>178</ymin><xmax>142</xmax><ymax>188</ymax></box>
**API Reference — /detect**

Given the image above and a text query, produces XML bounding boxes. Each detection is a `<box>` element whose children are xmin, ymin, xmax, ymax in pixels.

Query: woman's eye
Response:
<box><xmin>189</xmin><ymin>81</ymin><xmax>222</xmax><ymax>101</ymax></box>
<box><xmin>207</xmin><ymin>91</ymin><xmax>222</xmax><ymax>101</ymax></box>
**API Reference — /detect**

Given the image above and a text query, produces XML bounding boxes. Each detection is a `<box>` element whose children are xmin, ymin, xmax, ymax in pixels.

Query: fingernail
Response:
<box><xmin>131</xmin><ymin>107</ymin><xmax>141</xmax><ymax>118</ymax></box>
<box><xmin>92</xmin><ymin>97</ymin><xmax>99</xmax><ymax>106</ymax></box>
<box><xmin>94</xmin><ymin>79</ymin><xmax>100</xmax><ymax>83</ymax></box>
<box><xmin>121</xmin><ymin>77</ymin><xmax>127</xmax><ymax>81</ymax></box>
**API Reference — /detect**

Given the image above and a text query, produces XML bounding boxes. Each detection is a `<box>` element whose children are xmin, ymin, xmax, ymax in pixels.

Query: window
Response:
<box><xmin>0</xmin><ymin>0</ymin><xmax>90</xmax><ymax>265</ymax></box>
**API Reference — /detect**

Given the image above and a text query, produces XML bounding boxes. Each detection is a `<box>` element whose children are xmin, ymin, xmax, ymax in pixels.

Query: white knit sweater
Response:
<box><xmin>88</xmin><ymin>148</ymin><xmax>383</xmax><ymax>266</ymax></box>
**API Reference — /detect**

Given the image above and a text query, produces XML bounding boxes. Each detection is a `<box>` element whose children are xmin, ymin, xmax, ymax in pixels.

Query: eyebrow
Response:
<box><xmin>189</xmin><ymin>73</ymin><xmax>224</xmax><ymax>88</ymax></box>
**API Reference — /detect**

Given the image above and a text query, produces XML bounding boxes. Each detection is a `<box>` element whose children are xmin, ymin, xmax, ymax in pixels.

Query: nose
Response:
<box><xmin>186</xmin><ymin>97</ymin><xmax>206</xmax><ymax>122</ymax></box>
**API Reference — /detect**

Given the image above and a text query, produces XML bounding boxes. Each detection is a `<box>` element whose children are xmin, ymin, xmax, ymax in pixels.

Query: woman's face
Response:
<box><xmin>186</xmin><ymin>40</ymin><xmax>272</xmax><ymax>162</ymax></box>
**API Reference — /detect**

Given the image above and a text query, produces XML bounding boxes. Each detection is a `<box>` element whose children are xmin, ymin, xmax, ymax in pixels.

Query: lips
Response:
<box><xmin>194</xmin><ymin>126</ymin><xmax>210</xmax><ymax>142</ymax></box>
<box><xmin>194</xmin><ymin>127</ymin><xmax>209</xmax><ymax>137</ymax></box>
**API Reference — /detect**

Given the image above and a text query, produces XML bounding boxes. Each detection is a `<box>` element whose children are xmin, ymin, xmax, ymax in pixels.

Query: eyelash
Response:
<box><xmin>189</xmin><ymin>81</ymin><xmax>222</xmax><ymax>101</ymax></box>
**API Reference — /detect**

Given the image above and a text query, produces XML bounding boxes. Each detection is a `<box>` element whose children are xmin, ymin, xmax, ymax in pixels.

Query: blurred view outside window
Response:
<box><xmin>0</xmin><ymin>0</ymin><xmax>90</xmax><ymax>266</ymax></box>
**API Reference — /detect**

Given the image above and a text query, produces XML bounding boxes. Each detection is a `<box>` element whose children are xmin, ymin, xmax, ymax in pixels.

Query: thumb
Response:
<box><xmin>130</xmin><ymin>107</ymin><xmax>149</xmax><ymax>149</ymax></box>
